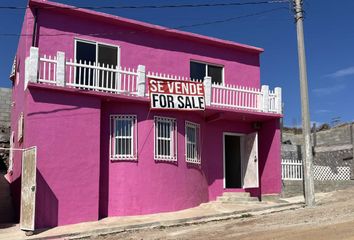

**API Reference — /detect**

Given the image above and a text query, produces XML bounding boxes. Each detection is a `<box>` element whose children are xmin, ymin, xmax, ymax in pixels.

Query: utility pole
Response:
<box><xmin>293</xmin><ymin>0</ymin><xmax>315</xmax><ymax>206</ymax></box>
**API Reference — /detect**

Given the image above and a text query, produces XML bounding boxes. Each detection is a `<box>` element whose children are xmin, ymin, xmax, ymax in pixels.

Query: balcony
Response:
<box><xmin>24</xmin><ymin>47</ymin><xmax>282</xmax><ymax>114</ymax></box>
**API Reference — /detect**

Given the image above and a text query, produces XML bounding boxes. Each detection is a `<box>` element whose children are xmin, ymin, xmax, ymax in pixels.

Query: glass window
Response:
<box><xmin>154</xmin><ymin>116</ymin><xmax>177</xmax><ymax>161</ymax></box>
<box><xmin>75</xmin><ymin>40</ymin><xmax>119</xmax><ymax>89</ymax></box>
<box><xmin>110</xmin><ymin>115</ymin><xmax>137</xmax><ymax>160</ymax></box>
<box><xmin>185</xmin><ymin>121</ymin><xmax>201</xmax><ymax>164</ymax></box>
<box><xmin>190</xmin><ymin>61</ymin><xmax>223</xmax><ymax>84</ymax></box>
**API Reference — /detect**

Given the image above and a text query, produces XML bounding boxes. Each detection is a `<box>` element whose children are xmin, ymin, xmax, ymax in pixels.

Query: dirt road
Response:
<box><xmin>90</xmin><ymin>187</ymin><xmax>354</xmax><ymax>240</ymax></box>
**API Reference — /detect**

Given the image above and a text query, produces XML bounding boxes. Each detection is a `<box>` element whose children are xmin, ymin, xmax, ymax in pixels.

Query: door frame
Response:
<box><xmin>223</xmin><ymin>132</ymin><xmax>245</xmax><ymax>189</ymax></box>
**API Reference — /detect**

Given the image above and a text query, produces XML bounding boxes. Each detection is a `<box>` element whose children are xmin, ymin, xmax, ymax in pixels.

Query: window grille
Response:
<box><xmin>110</xmin><ymin>115</ymin><xmax>137</xmax><ymax>160</ymax></box>
<box><xmin>185</xmin><ymin>121</ymin><xmax>201</xmax><ymax>164</ymax></box>
<box><xmin>154</xmin><ymin>116</ymin><xmax>177</xmax><ymax>161</ymax></box>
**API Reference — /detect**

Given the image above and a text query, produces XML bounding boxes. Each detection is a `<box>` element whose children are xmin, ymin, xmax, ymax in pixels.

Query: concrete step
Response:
<box><xmin>216</xmin><ymin>196</ymin><xmax>259</xmax><ymax>202</ymax></box>
<box><xmin>214</xmin><ymin>192</ymin><xmax>260</xmax><ymax>203</ymax></box>
<box><xmin>222</xmin><ymin>192</ymin><xmax>251</xmax><ymax>197</ymax></box>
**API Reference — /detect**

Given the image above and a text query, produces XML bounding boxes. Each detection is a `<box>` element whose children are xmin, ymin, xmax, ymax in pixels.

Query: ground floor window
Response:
<box><xmin>185</xmin><ymin>121</ymin><xmax>201</xmax><ymax>164</ymax></box>
<box><xmin>154</xmin><ymin>116</ymin><xmax>177</xmax><ymax>161</ymax></box>
<box><xmin>110</xmin><ymin>115</ymin><xmax>137</xmax><ymax>160</ymax></box>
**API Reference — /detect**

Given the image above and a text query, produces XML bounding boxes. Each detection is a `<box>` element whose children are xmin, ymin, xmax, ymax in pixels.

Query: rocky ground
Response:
<box><xmin>87</xmin><ymin>186</ymin><xmax>354</xmax><ymax>240</ymax></box>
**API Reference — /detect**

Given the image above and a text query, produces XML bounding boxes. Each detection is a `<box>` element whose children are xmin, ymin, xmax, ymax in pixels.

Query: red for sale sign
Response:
<box><xmin>149</xmin><ymin>78</ymin><xmax>205</xmax><ymax>111</ymax></box>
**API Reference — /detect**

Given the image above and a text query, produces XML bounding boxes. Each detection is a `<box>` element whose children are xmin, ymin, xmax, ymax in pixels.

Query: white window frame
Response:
<box><xmin>185</xmin><ymin>121</ymin><xmax>201</xmax><ymax>164</ymax></box>
<box><xmin>8</xmin><ymin>131</ymin><xmax>14</xmax><ymax>172</ymax></box>
<box><xmin>110</xmin><ymin>115</ymin><xmax>137</xmax><ymax>161</ymax></box>
<box><xmin>190</xmin><ymin>60</ymin><xmax>224</xmax><ymax>85</ymax></box>
<box><xmin>74</xmin><ymin>38</ymin><xmax>121</xmax><ymax>68</ymax></box>
<box><xmin>154</xmin><ymin>116</ymin><xmax>177</xmax><ymax>161</ymax></box>
<box><xmin>18</xmin><ymin>112</ymin><xmax>24</xmax><ymax>142</ymax></box>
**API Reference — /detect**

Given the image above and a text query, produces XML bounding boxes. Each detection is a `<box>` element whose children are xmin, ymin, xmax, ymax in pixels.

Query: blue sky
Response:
<box><xmin>1</xmin><ymin>0</ymin><xmax>353</xmax><ymax>126</ymax></box>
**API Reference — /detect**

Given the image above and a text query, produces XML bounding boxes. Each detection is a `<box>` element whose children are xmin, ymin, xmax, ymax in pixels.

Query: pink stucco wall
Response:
<box><xmin>34</xmin><ymin>7</ymin><xmax>260</xmax><ymax>88</ymax></box>
<box><xmin>99</xmin><ymin>99</ymin><xmax>280</xmax><ymax>218</ymax></box>
<box><xmin>9</xmin><ymin>1</ymin><xmax>281</xmax><ymax>228</ymax></box>
<box><xmin>26</xmin><ymin>87</ymin><xmax>101</xmax><ymax>228</ymax></box>
<box><xmin>9</xmin><ymin>7</ymin><xmax>35</xmax><ymax>221</ymax></box>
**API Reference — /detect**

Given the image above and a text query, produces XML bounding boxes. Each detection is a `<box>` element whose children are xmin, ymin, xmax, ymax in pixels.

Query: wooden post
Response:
<box><xmin>137</xmin><ymin>65</ymin><xmax>146</xmax><ymax>97</ymax></box>
<box><xmin>56</xmin><ymin>51</ymin><xmax>66</xmax><ymax>87</ymax></box>
<box><xmin>203</xmin><ymin>76</ymin><xmax>212</xmax><ymax>106</ymax></box>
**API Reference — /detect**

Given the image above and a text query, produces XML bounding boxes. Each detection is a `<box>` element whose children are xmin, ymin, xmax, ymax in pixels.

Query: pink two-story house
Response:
<box><xmin>8</xmin><ymin>0</ymin><xmax>282</xmax><ymax>230</ymax></box>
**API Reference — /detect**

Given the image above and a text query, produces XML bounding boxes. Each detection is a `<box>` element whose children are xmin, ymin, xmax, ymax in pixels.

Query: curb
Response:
<box><xmin>29</xmin><ymin>202</ymin><xmax>304</xmax><ymax>240</ymax></box>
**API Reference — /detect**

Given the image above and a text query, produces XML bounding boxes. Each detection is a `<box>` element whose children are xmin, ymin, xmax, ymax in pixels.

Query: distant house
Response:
<box><xmin>8</xmin><ymin>0</ymin><xmax>282</xmax><ymax>229</ymax></box>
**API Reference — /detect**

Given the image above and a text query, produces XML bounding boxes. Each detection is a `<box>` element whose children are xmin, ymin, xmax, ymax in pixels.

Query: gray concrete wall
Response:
<box><xmin>283</xmin><ymin>123</ymin><xmax>354</xmax><ymax>147</ymax></box>
<box><xmin>281</xmin><ymin>123</ymin><xmax>354</xmax><ymax>196</ymax></box>
<box><xmin>0</xmin><ymin>88</ymin><xmax>12</xmax><ymax>171</ymax></box>
<box><xmin>0</xmin><ymin>88</ymin><xmax>11</xmax><ymax>128</ymax></box>
<box><xmin>282</xmin><ymin>180</ymin><xmax>354</xmax><ymax>197</ymax></box>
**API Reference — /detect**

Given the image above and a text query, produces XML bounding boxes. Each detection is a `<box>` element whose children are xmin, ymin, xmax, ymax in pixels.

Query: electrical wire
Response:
<box><xmin>0</xmin><ymin>7</ymin><xmax>288</xmax><ymax>37</ymax></box>
<box><xmin>0</xmin><ymin>0</ymin><xmax>290</xmax><ymax>10</ymax></box>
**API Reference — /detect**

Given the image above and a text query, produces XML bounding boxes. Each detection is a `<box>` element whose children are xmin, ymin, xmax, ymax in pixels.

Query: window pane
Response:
<box><xmin>158</xmin><ymin>139</ymin><xmax>171</xmax><ymax>156</ymax></box>
<box><xmin>190</xmin><ymin>62</ymin><xmax>206</xmax><ymax>81</ymax></box>
<box><xmin>208</xmin><ymin>65</ymin><xmax>223</xmax><ymax>84</ymax></box>
<box><xmin>98</xmin><ymin>44</ymin><xmax>118</xmax><ymax>66</ymax></box>
<box><xmin>76</xmin><ymin>41</ymin><xmax>96</xmax><ymax>86</ymax></box>
<box><xmin>187</xmin><ymin>127</ymin><xmax>196</xmax><ymax>143</ymax></box>
<box><xmin>118</xmin><ymin>139</ymin><xmax>132</xmax><ymax>155</ymax></box>
<box><xmin>76</xmin><ymin>41</ymin><xmax>96</xmax><ymax>63</ymax></box>
<box><xmin>98</xmin><ymin>44</ymin><xmax>118</xmax><ymax>89</ymax></box>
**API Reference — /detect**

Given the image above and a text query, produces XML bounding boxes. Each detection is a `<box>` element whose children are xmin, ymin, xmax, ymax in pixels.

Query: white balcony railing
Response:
<box><xmin>25</xmin><ymin>47</ymin><xmax>282</xmax><ymax>114</ymax></box>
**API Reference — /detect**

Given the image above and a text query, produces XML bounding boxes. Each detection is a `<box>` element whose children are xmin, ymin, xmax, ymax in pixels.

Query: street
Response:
<box><xmin>89</xmin><ymin>186</ymin><xmax>354</xmax><ymax>240</ymax></box>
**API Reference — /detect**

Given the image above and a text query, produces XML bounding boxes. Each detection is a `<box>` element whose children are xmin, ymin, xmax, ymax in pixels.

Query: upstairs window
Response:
<box><xmin>110</xmin><ymin>115</ymin><xmax>137</xmax><ymax>160</ymax></box>
<box><xmin>154</xmin><ymin>116</ymin><xmax>177</xmax><ymax>161</ymax></box>
<box><xmin>185</xmin><ymin>121</ymin><xmax>201</xmax><ymax>164</ymax></box>
<box><xmin>75</xmin><ymin>39</ymin><xmax>119</xmax><ymax>89</ymax></box>
<box><xmin>190</xmin><ymin>61</ymin><xmax>223</xmax><ymax>84</ymax></box>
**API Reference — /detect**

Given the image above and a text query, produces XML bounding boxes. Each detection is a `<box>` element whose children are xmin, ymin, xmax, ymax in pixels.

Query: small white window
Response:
<box><xmin>154</xmin><ymin>116</ymin><xmax>177</xmax><ymax>161</ymax></box>
<box><xmin>18</xmin><ymin>112</ymin><xmax>24</xmax><ymax>142</ymax></box>
<box><xmin>110</xmin><ymin>115</ymin><xmax>137</xmax><ymax>160</ymax></box>
<box><xmin>185</xmin><ymin>121</ymin><xmax>201</xmax><ymax>164</ymax></box>
<box><xmin>8</xmin><ymin>131</ymin><xmax>14</xmax><ymax>172</ymax></box>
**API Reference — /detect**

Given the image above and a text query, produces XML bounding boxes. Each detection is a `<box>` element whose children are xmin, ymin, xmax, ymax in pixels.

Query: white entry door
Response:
<box><xmin>242</xmin><ymin>132</ymin><xmax>259</xmax><ymax>188</ymax></box>
<box><xmin>20</xmin><ymin>147</ymin><xmax>37</xmax><ymax>231</ymax></box>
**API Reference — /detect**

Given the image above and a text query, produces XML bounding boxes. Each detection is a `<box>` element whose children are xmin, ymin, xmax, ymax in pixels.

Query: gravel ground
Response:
<box><xmin>86</xmin><ymin>187</ymin><xmax>354</xmax><ymax>240</ymax></box>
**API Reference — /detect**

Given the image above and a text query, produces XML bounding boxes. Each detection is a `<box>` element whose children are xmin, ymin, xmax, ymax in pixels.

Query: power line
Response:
<box><xmin>0</xmin><ymin>0</ymin><xmax>289</xmax><ymax>10</ymax></box>
<box><xmin>0</xmin><ymin>7</ymin><xmax>288</xmax><ymax>37</ymax></box>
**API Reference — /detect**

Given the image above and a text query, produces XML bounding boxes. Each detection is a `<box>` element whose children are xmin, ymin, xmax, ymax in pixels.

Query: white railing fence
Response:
<box><xmin>38</xmin><ymin>55</ymin><xmax>57</xmax><ymax>85</ymax></box>
<box><xmin>65</xmin><ymin>60</ymin><xmax>138</xmax><ymax>95</ymax></box>
<box><xmin>211</xmin><ymin>83</ymin><xmax>261</xmax><ymax>112</ymax></box>
<box><xmin>26</xmin><ymin>47</ymin><xmax>282</xmax><ymax>114</ymax></box>
<box><xmin>282</xmin><ymin>159</ymin><xmax>352</xmax><ymax>181</ymax></box>
<box><xmin>281</xmin><ymin>159</ymin><xmax>303</xmax><ymax>180</ymax></box>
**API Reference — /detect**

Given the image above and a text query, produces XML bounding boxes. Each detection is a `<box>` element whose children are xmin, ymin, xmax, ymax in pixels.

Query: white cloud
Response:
<box><xmin>325</xmin><ymin>66</ymin><xmax>354</xmax><ymax>78</ymax></box>
<box><xmin>315</xmin><ymin>109</ymin><xmax>331</xmax><ymax>114</ymax></box>
<box><xmin>313</xmin><ymin>84</ymin><xmax>345</xmax><ymax>96</ymax></box>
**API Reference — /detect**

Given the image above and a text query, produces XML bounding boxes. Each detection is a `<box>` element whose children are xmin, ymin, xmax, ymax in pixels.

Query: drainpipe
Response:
<box><xmin>32</xmin><ymin>8</ymin><xmax>38</xmax><ymax>47</ymax></box>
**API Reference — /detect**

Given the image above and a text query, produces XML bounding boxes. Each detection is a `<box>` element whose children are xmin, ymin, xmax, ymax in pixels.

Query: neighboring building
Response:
<box><xmin>9</xmin><ymin>0</ymin><xmax>282</xmax><ymax>229</ymax></box>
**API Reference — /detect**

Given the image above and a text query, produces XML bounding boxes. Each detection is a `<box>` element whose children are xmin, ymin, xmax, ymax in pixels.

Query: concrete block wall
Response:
<box><xmin>281</xmin><ymin>123</ymin><xmax>354</xmax><ymax>196</ymax></box>
<box><xmin>283</xmin><ymin>123</ymin><xmax>354</xmax><ymax>147</ymax></box>
<box><xmin>0</xmin><ymin>88</ymin><xmax>12</xmax><ymax>128</ymax></box>
<box><xmin>0</xmin><ymin>88</ymin><xmax>12</xmax><ymax>171</ymax></box>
